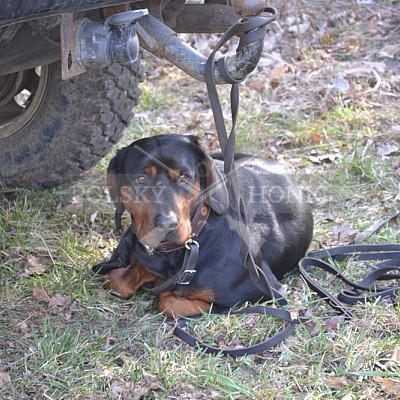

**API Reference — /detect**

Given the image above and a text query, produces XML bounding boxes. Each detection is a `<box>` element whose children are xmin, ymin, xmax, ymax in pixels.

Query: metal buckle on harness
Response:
<box><xmin>184</xmin><ymin>236</ymin><xmax>199</xmax><ymax>250</ymax></box>
<box><xmin>179</xmin><ymin>236</ymin><xmax>200</xmax><ymax>285</ymax></box>
<box><xmin>179</xmin><ymin>269</ymin><xmax>197</xmax><ymax>285</ymax></box>
<box><xmin>143</xmin><ymin>244</ymin><xmax>155</xmax><ymax>256</ymax></box>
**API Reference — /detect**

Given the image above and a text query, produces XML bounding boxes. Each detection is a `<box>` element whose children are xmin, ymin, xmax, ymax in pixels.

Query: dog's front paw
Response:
<box><xmin>105</xmin><ymin>268</ymin><xmax>137</xmax><ymax>299</ymax></box>
<box><xmin>92</xmin><ymin>260</ymin><xmax>122</xmax><ymax>275</ymax></box>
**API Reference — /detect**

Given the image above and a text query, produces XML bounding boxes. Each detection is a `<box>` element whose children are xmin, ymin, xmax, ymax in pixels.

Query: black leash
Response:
<box><xmin>172</xmin><ymin>9</ymin><xmax>400</xmax><ymax>357</ymax></box>
<box><xmin>204</xmin><ymin>7</ymin><xmax>285</xmax><ymax>305</ymax></box>
<box><xmin>173</xmin><ymin>305</ymin><xmax>297</xmax><ymax>357</ymax></box>
<box><xmin>174</xmin><ymin>8</ymin><xmax>297</xmax><ymax>356</ymax></box>
<box><xmin>299</xmin><ymin>244</ymin><xmax>400</xmax><ymax>319</ymax></box>
<box><xmin>175</xmin><ymin>243</ymin><xmax>400</xmax><ymax>357</ymax></box>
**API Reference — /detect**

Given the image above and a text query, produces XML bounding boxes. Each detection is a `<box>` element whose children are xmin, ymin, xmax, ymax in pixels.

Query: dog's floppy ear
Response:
<box><xmin>202</xmin><ymin>154</ymin><xmax>229</xmax><ymax>215</ymax></box>
<box><xmin>107</xmin><ymin>153</ymin><xmax>125</xmax><ymax>231</ymax></box>
<box><xmin>189</xmin><ymin>136</ymin><xmax>229</xmax><ymax>215</ymax></box>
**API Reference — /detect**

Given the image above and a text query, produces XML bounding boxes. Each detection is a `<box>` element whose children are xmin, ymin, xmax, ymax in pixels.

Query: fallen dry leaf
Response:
<box><xmin>32</xmin><ymin>287</ymin><xmax>51</xmax><ymax>303</ymax></box>
<box><xmin>323</xmin><ymin>315</ymin><xmax>345</xmax><ymax>332</ymax></box>
<box><xmin>49</xmin><ymin>294</ymin><xmax>72</xmax><ymax>309</ymax></box>
<box><xmin>333</xmin><ymin>224</ymin><xmax>359</xmax><ymax>242</ymax></box>
<box><xmin>247</xmin><ymin>78</ymin><xmax>266</xmax><ymax>92</ymax></box>
<box><xmin>323</xmin><ymin>212</ymin><xmax>336</xmax><ymax>222</ymax></box>
<box><xmin>391</xmin><ymin>348</ymin><xmax>400</xmax><ymax>364</ymax></box>
<box><xmin>0</xmin><ymin>372</ymin><xmax>10</xmax><ymax>387</ymax></box>
<box><xmin>244</xmin><ymin>315</ymin><xmax>259</xmax><ymax>328</ymax></box>
<box><xmin>19</xmin><ymin>255</ymin><xmax>49</xmax><ymax>278</ymax></box>
<box><xmin>376</xmin><ymin>378</ymin><xmax>400</xmax><ymax>396</ymax></box>
<box><xmin>90</xmin><ymin>210</ymin><xmax>99</xmax><ymax>225</ymax></box>
<box><xmin>332</xmin><ymin>77</ymin><xmax>350</xmax><ymax>93</ymax></box>
<box><xmin>16</xmin><ymin>321</ymin><xmax>29</xmax><ymax>334</ymax></box>
<box><xmin>377</xmin><ymin>142</ymin><xmax>399</xmax><ymax>156</ymax></box>
<box><xmin>269</xmin><ymin>64</ymin><xmax>290</xmax><ymax>88</ymax></box>
<box><xmin>304</xmin><ymin>320</ymin><xmax>320</xmax><ymax>336</ymax></box>
<box><xmin>327</xmin><ymin>376</ymin><xmax>351</xmax><ymax>389</ymax></box>
<box><xmin>308</xmin><ymin>155</ymin><xmax>322</xmax><ymax>164</ymax></box>
<box><xmin>148</xmin><ymin>380</ymin><xmax>165</xmax><ymax>392</ymax></box>
<box><xmin>376</xmin><ymin>346</ymin><xmax>400</xmax><ymax>371</ymax></box>
<box><xmin>25</xmin><ymin>255</ymin><xmax>41</xmax><ymax>268</ymax></box>
<box><xmin>110</xmin><ymin>380</ymin><xmax>133</xmax><ymax>399</ymax></box>
<box><xmin>308</xmin><ymin>153</ymin><xmax>340</xmax><ymax>164</ymax></box>
<box><xmin>378</xmin><ymin>44</ymin><xmax>400</xmax><ymax>59</ymax></box>
<box><xmin>110</xmin><ymin>379</ymin><xmax>164</xmax><ymax>400</ymax></box>
<box><xmin>310</xmin><ymin>133</ymin><xmax>322</xmax><ymax>144</ymax></box>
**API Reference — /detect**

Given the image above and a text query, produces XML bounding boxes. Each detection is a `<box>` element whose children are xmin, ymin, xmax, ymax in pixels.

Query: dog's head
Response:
<box><xmin>108</xmin><ymin>134</ymin><xmax>229</xmax><ymax>249</ymax></box>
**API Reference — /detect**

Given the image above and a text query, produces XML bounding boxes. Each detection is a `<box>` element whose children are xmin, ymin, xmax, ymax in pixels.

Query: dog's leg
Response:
<box><xmin>92</xmin><ymin>228</ymin><xmax>136</xmax><ymax>275</ymax></box>
<box><xmin>106</xmin><ymin>263</ymin><xmax>157</xmax><ymax>299</ymax></box>
<box><xmin>158</xmin><ymin>291</ymin><xmax>214</xmax><ymax>318</ymax></box>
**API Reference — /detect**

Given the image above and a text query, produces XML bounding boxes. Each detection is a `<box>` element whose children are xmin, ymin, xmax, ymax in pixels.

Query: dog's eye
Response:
<box><xmin>177</xmin><ymin>174</ymin><xmax>189</xmax><ymax>184</ymax></box>
<box><xmin>135</xmin><ymin>176</ymin><xmax>147</xmax><ymax>185</ymax></box>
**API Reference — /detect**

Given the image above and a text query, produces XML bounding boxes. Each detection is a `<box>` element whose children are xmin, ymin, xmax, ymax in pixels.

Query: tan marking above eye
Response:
<box><xmin>168</xmin><ymin>167</ymin><xmax>181</xmax><ymax>181</ymax></box>
<box><xmin>144</xmin><ymin>165</ymin><xmax>158</xmax><ymax>176</ymax></box>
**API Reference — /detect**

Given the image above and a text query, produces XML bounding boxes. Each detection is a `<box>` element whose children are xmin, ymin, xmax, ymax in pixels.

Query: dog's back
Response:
<box><xmin>224</xmin><ymin>155</ymin><xmax>313</xmax><ymax>279</ymax></box>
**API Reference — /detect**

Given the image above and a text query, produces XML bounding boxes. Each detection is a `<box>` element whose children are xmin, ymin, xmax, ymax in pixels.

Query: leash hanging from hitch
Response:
<box><xmin>204</xmin><ymin>7</ymin><xmax>286</xmax><ymax>305</ymax></box>
<box><xmin>173</xmin><ymin>7</ymin><xmax>297</xmax><ymax>358</ymax></box>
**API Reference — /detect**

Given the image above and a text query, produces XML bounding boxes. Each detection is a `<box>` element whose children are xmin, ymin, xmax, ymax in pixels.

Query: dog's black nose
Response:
<box><xmin>154</xmin><ymin>213</ymin><xmax>178</xmax><ymax>234</ymax></box>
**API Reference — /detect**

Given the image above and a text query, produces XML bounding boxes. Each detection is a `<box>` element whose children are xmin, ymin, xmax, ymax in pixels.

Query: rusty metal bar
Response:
<box><xmin>136</xmin><ymin>13</ymin><xmax>264</xmax><ymax>84</ymax></box>
<box><xmin>173</xmin><ymin>5</ymin><xmax>239</xmax><ymax>33</ymax></box>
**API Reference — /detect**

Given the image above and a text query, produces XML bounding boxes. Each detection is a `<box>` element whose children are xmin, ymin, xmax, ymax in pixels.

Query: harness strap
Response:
<box><xmin>173</xmin><ymin>242</ymin><xmax>400</xmax><ymax>356</ymax></box>
<box><xmin>215</xmin><ymin>11</ymin><xmax>276</xmax><ymax>84</ymax></box>
<box><xmin>144</xmin><ymin>239</ymin><xmax>200</xmax><ymax>293</ymax></box>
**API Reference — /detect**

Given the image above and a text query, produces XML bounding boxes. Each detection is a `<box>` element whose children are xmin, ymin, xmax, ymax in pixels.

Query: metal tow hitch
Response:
<box><xmin>60</xmin><ymin>9</ymin><xmax>148</xmax><ymax>80</ymax></box>
<box><xmin>60</xmin><ymin>1</ymin><xmax>275</xmax><ymax>84</ymax></box>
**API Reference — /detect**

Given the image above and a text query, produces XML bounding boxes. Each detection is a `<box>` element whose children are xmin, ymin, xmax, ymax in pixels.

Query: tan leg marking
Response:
<box><xmin>106</xmin><ymin>263</ymin><xmax>157</xmax><ymax>299</ymax></box>
<box><xmin>158</xmin><ymin>290</ymin><xmax>214</xmax><ymax>318</ymax></box>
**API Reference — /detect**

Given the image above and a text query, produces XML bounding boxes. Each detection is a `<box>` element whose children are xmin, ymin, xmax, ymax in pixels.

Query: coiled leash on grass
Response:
<box><xmin>299</xmin><ymin>244</ymin><xmax>400</xmax><ymax>319</ymax></box>
<box><xmin>173</xmin><ymin>8</ymin><xmax>400</xmax><ymax>356</ymax></box>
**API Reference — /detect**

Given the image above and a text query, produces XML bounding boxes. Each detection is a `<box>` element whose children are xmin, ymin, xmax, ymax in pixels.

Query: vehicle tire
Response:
<box><xmin>0</xmin><ymin>60</ymin><xmax>142</xmax><ymax>188</ymax></box>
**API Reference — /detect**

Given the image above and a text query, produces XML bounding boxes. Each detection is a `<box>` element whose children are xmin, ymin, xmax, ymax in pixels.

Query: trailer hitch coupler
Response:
<box><xmin>77</xmin><ymin>9</ymin><xmax>148</xmax><ymax>70</ymax></box>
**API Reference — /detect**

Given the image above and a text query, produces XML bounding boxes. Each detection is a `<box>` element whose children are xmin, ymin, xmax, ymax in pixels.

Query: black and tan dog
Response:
<box><xmin>93</xmin><ymin>134</ymin><xmax>313</xmax><ymax>317</ymax></box>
